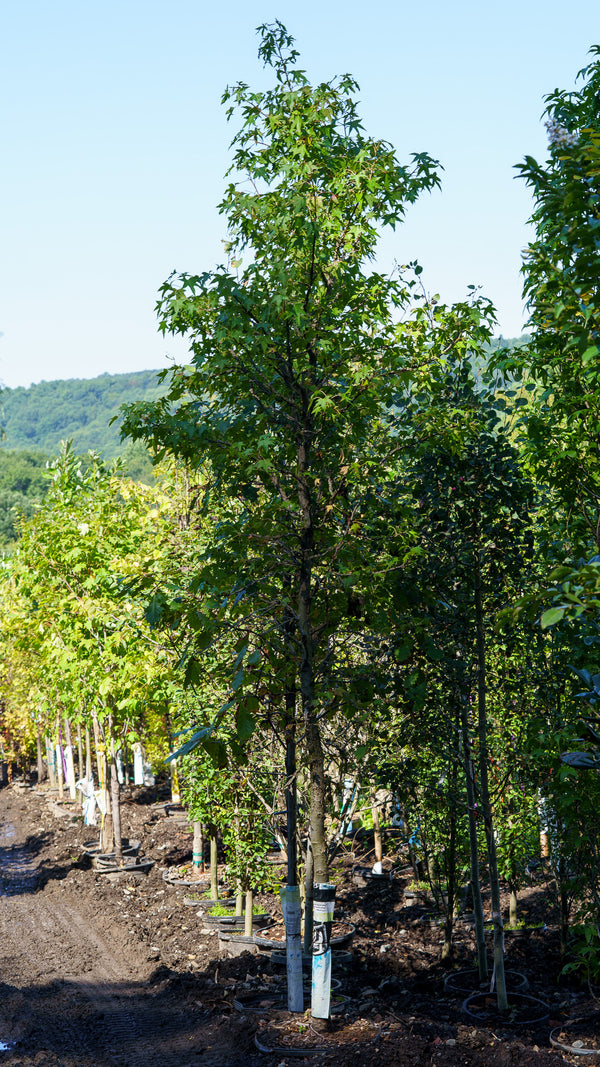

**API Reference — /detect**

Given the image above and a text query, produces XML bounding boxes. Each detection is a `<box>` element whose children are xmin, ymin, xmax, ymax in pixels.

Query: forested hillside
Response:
<box><xmin>0</xmin><ymin>347</ymin><xmax>528</xmax><ymax>552</ymax></box>
<box><xmin>0</xmin><ymin>369</ymin><xmax>166</xmax><ymax>549</ymax></box>
<box><xmin>0</xmin><ymin>369</ymin><xmax>165</xmax><ymax>458</ymax></box>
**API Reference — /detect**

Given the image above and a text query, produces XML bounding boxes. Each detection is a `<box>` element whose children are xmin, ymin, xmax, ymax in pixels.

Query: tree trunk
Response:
<box><xmin>559</xmin><ymin>884</ymin><xmax>570</xmax><ymax>957</ymax></box>
<box><xmin>244</xmin><ymin>889</ymin><xmax>253</xmax><ymax>936</ymax></box>
<box><xmin>46</xmin><ymin>737</ymin><xmax>56</xmax><ymax>789</ymax></box>
<box><xmin>509</xmin><ymin>884</ymin><xmax>518</xmax><ymax>928</ymax></box>
<box><xmin>441</xmin><ymin>764</ymin><xmax>458</xmax><ymax>965</ymax></box>
<box><xmin>77</xmin><ymin>722</ymin><xmax>84</xmax><ymax>781</ymax></box>
<box><xmin>460</xmin><ymin>696</ymin><xmax>488</xmax><ymax>982</ymax></box>
<box><xmin>303</xmin><ymin>836</ymin><xmax>314</xmax><ymax>955</ymax></box>
<box><xmin>285</xmin><ymin>686</ymin><xmax>298</xmax><ymax>889</ymax></box>
<box><xmin>64</xmin><ymin>718</ymin><xmax>76</xmax><ymax>801</ymax></box>
<box><xmin>93</xmin><ymin>710</ymin><xmax>112</xmax><ymax>854</ymax></box>
<box><xmin>85</xmin><ymin>727</ymin><xmax>92</xmax><ymax>780</ymax></box>
<box><xmin>56</xmin><ymin>719</ymin><xmax>64</xmax><ymax>801</ymax></box>
<box><xmin>210</xmin><ymin>833</ymin><xmax>219</xmax><ymax>900</ymax></box>
<box><xmin>305</xmin><ymin>719</ymin><xmax>328</xmax><ymax>883</ymax></box>
<box><xmin>475</xmin><ymin>552</ymin><xmax>507</xmax><ymax>1011</ymax></box>
<box><xmin>235</xmin><ymin>889</ymin><xmax>244</xmax><ymax>917</ymax></box>
<box><xmin>109</xmin><ymin>718</ymin><xmax>123</xmax><ymax>865</ymax></box>
<box><xmin>36</xmin><ymin>726</ymin><xmax>46</xmax><ymax>784</ymax></box>
<box><xmin>170</xmin><ymin>758</ymin><xmax>181</xmax><ymax>804</ymax></box>
<box><xmin>371</xmin><ymin>796</ymin><xmax>383</xmax><ymax>871</ymax></box>
<box><xmin>297</xmin><ymin>460</ymin><xmax>328</xmax><ymax>889</ymax></box>
<box><xmin>192</xmin><ymin>820</ymin><xmax>204</xmax><ymax>874</ymax></box>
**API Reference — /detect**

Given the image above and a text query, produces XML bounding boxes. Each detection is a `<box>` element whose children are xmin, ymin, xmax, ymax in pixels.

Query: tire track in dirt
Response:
<box><xmin>0</xmin><ymin>811</ymin><xmax>213</xmax><ymax>1067</ymax></box>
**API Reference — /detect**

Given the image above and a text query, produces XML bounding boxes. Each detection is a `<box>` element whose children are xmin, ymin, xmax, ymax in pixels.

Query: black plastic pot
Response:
<box><xmin>182</xmin><ymin>893</ymin><xmax>227</xmax><ymax>907</ymax></box>
<box><xmin>234</xmin><ymin>991</ymin><xmax>285</xmax><ymax>1013</ymax></box>
<box><xmin>96</xmin><ymin>858</ymin><xmax>155</xmax><ymax>876</ymax></box>
<box><xmin>85</xmin><ymin>838</ymin><xmax>140</xmax><ymax>859</ymax></box>
<box><xmin>254</xmin><ymin>1032</ymin><xmax>324</xmax><ymax>1058</ymax></box>
<box><xmin>352</xmin><ymin>865</ymin><xmax>391</xmax><ymax>886</ymax></box>
<box><xmin>444</xmin><ymin>968</ymin><xmax>529</xmax><ymax>995</ymax></box>
<box><xmin>550</xmin><ymin>1020</ymin><xmax>600</xmax><ymax>1058</ymax></box>
<box><xmin>92</xmin><ymin>844</ymin><xmax>142</xmax><ymax>869</ymax></box>
<box><xmin>270</xmin><ymin>948</ymin><xmax>352</xmax><ymax>969</ymax></box>
<box><xmin>203</xmin><ymin>911</ymin><xmax>272</xmax><ymax>931</ymax></box>
<box><xmin>503</xmin><ymin>923</ymin><xmax>547</xmax><ymax>937</ymax></box>
<box><xmin>161</xmin><ymin>868</ymin><xmax>216</xmax><ymax>888</ymax></box>
<box><xmin>462</xmin><ymin>991</ymin><xmax>549</xmax><ymax>1026</ymax></box>
<box><xmin>252</xmin><ymin>920</ymin><xmax>355</xmax><ymax>951</ymax></box>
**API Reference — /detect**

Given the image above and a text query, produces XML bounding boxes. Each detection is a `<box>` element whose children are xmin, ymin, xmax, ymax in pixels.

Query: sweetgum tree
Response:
<box><xmin>121</xmin><ymin>22</ymin><xmax>441</xmax><ymax>883</ymax></box>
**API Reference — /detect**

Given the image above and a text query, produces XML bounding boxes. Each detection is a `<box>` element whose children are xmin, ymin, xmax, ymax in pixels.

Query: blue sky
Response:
<box><xmin>1</xmin><ymin>0</ymin><xmax>599</xmax><ymax>388</ymax></box>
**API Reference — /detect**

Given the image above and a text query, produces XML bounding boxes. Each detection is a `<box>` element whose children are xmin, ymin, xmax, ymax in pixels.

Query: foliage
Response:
<box><xmin>499</xmin><ymin>46</ymin><xmax>600</xmax><ymax>552</ymax></box>
<box><xmin>0</xmin><ymin>443</ymin><xmax>175</xmax><ymax>764</ymax></box>
<box><xmin>0</xmin><ymin>450</ymin><xmax>49</xmax><ymax>549</ymax></box>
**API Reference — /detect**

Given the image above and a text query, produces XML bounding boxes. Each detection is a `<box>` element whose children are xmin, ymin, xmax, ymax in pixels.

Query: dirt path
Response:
<box><xmin>0</xmin><ymin>790</ymin><xmax>251</xmax><ymax>1067</ymax></box>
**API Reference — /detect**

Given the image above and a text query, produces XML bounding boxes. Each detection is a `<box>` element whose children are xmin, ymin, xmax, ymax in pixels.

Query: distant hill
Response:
<box><xmin>0</xmin><ymin>369</ymin><xmax>167</xmax><ymax>549</ymax></box>
<box><xmin>0</xmin><ymin>369</ymin><xmax>165</xmax><ymax>459</ymax></box>
<box><xmin>0</xmin><ymin>342</ymin><xmax>529</xmax><ymax>550</ymax></box>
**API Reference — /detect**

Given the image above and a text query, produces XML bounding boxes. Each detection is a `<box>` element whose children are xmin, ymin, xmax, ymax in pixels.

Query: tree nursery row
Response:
<box><xmin>1</xmin><ymin>23</ymin><xmax>600</xmax><ymax>1028</ymax></box>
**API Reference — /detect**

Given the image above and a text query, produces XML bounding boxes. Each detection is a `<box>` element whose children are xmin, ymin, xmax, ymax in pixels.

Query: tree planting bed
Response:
<box><xmin>0</xmin><ymin>781</ymin><xmax>593</xmax><ymax>1067</ymax></box>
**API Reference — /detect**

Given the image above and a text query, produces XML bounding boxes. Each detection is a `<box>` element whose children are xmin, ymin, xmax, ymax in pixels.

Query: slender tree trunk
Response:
<box><xmin>36</xmin><ymin>725</ymin><xmax>46</xmax><ymax>784</ymax></box>
<box><xmin>233</xmin><ymin>801</ymin><xmax>244</xmax><ymax>916</ymax></box>
<box><xmin>509</xmin><ymin>885</ymin><xmax>518</xmax><ymax>928</ymax></box>
<box><xmin>303</xmin><ymin>836</ymin><xmax>314</xmax><ymax>955</ymax></box>
<box><xmin>475</xmin><ymin>553</ymin><xmax>507</xmax><ymax>1011</ymax></box>
<box><xmin>210</xmin><ymin>833</ymin><xmax>219</xmax><ymax>900</ymax></box>
<box><xmin>93</xmin><ymin>710</ymin><xmax>112</xmax><ymax>853</ymax></box>
<box><xmin>371</xmin><ymin>795</ymin><xmax>383</xmax><ymax>870</ymax></box>
<box><xmin>192</xmin><ymin>821</ymin><xmax>204</xmax><ymax>874</ymax></box>
<box><xmin>441</xmin><ymin>758</ymin><xmax>458</xmax><ymax>964</ymax></box>
<box><xmin>85</xmin><ymin>726</ymin><xmax>92</xmax><ymax>780</ymax></box>
<box><xmin>305</xmin><ymin>720</ymin><xmax>328</xmax><ymax>883</ymax></box>
<box><xmin>244</xmin><ymin>888</ymin><xmax>253</xmax><ymax>936</ymax></box>
<box><xmin>46</xmin><ymin>737</ymin><xmax>56</xmax><ymax>789</ymax></box>
<box><xmin>285</xmin><ymin>686</ymin><xmax>298</xmax><ymax>889</ymax></box>
<box><xmin>109</xmin><ymin>717</ymin><xmax>123</xmax><ymax>865</ymax></box>
<box><xmin>297</xmin><ymin>460</ymin><xmax>328</xmax><ymax>887</ymax></box>
<box><xmin>460</xmin><ymin>697</ymin><xmax>488</xmax><ymax>982</ymax></box>
<box><xmin>122</xmin><ymin>739</ymin><xmax>129</xmax><ymax>786</ymax></box>
<box><xmin>235</xmin><ymin>888</ymin><xmax>244</xmax><ymax>917</ymax></box>
<box><xmin>56</xmin><ymin>718</ymin><xmax>64</xmax><ymax>800</ymax></box>
<box><xmin>64</xmin><ymin>718</ymin><xmax>76</xmax><ymax>801</ymax></box>
<box><xmin>77</xmin><ymin>723</ymin><xmax>84</xmax><ymax>780</ymax></box>
<box><xmin>559</xmin><ymin>880</ymin><xmax>570</xmax><ymax>957</ymax></box>
<box><xmin>170</xmin><ymin>758</ymin><xmax>181</xmax><ymax>804</ymax></box>
<box><xmin>283</xmin><ymin>682</ymin><xmax>303</xmax><ymax>1012</ymax></box>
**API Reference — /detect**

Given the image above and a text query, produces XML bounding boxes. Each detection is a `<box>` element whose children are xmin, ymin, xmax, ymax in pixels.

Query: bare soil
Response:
<box><xmin>0</xmin><ymin>779</ymin><xmax>595</xmax><ymax>1066</ymax></box>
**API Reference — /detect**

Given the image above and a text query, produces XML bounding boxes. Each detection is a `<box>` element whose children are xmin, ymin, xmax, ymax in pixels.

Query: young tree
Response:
<box><xmin>120</xmin><ymin>21</ymin><xmax>441</xmax><ymax>894</ymax></box>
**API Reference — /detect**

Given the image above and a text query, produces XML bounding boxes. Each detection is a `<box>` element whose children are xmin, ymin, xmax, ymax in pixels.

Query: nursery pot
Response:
<box><xmin>203</xmin><ymin>911</ymin><xmax>271</xmax><ymax>930</ymax></box>
<box><xmin>84</xmin><ymin>838</ymin><xmax>140</xmax><ymax>858</ymax></box>
<box><xmin>96</xmin><ymin>858</ymin><xmax>154</xmax><ymax>877</ymax></box>
<box><xmin>462</xmin><ymin>991</ymin><xmax>549</xmax><ymax>1026</ymax></box>
<box><xmin>270</xmin><ymin>948</ymin><xmax>352</xmax><ymax>969</ymax></box>
<box><xmin>252</xmin><ymin>920</ymin><xmax>355</xmax><ymax>951</ymax></box>
<box><xmin>550</xmin><ymin>1018</ymin><xmax>600</xmax><ymax>1058</ymax></box>
<box><xmin>444</xmin><ymin>969</ymin><xmax>529</xmax><ymax>995</ymax></box>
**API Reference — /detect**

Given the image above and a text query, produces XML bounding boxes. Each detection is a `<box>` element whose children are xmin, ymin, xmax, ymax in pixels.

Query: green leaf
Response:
<box><xmin>540</xmin><ymin>606</ymin><xmax>567</xmax><ymax>629</ymax></box>
<box><xmin>236</xmin><ymin>704</ymin><xmax>255</xmax><ymax>742</ymax></box>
